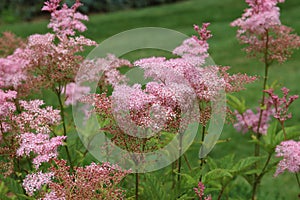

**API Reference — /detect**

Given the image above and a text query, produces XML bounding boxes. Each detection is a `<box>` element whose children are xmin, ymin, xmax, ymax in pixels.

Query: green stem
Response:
<box><xmin>135</xmin><ymin>172</ymin><xmax>139</xmax><ymax>200</ymax></box>
<box><xmin>252</xmin><ymin>153</ymin><xmax>272</xmax><ymax>200</ymax></box>
<box><xmin>280</xmin><ymin>121</ymin><xmax>287</xmax><ymax>140</ymax></box>
<box><xmin>217</xmin><ymin>181</ymin><xmax>230</xmax><ymax>200</ymax></box>
<box><xmin>183</xmin><ymin>154</ymin><xmax>192</xmax><ymax>171</ymax></box>
<box><xmin>55</xmin><ymin>87</ymin><xmax>73</xmax><ymax>172</ymax></box>
<box><xmin>199</xmin><ymin>126</ymin><xmax>206</xmax><ymax>181</ymax></box>
<box><xmin>177</xmin><ymin>132</ymin><xmax>183</xmax><ymax>193</ymax></box>
<box><xmin>252</xmin><ymin>30</ymin><xmax>270</xmax><ymax>200</ymax></box>
<box><xmin>295</xmin><ymin>173</ymin><xmax>300</xmax><ymax>189</ymax></box>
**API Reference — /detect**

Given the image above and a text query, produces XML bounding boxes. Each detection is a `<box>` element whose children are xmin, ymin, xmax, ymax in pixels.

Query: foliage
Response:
<box><xmin>0</xmin><ymin>0</ymin><xmax>300</xmax><ymax>199</ymax></box>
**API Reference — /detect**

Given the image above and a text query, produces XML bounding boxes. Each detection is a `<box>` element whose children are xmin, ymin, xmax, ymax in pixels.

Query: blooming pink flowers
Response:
<box><xmin>231</xmin><ymin>0</ymin><xmax>284</xmax><ymax>34</ymax></box>
<box><xmin>231</xmin><ymin>0</ymin><xmax>300</xmax><ymax>63</ymax></box>
<box><xmin>23</xmin><ymin>171</ymin><xmax>54</xmax><ymax>196</ymax></box>
<box><xmin>63</xmin><ymin>82</ymin><xmax>90</xmax><ymax>106</ymax></box>
<box><xmin>17</xmin><ymin>133</ymin><xmax>66</xmax><ymax>168</ymax></box>
<box><xmin>234</xmin><ymin>102</ymin><xmax>274</xmax><ymax>135</ymax></box>
<box><xmin>275</xmin><ymin>140</ymin><xmax>300</xmax><ymax>176</ymax></box>
<box><xmin>42</xmin><ymin>0</ymin><xmax>88</xmax><ymax>37</ymax></box>
<box><xmin>265</xmin><ymin>87</ymin><xmax>299</xmax><ymax>123</ymax></box>
<box><xmin>194</xmin><ymin>182</ymin><xmax>212</xmax><ymax>200</ymax></box>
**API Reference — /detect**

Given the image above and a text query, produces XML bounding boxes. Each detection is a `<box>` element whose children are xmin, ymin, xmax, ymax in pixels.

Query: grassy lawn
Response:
<box><xmin>1</xmin><ymin>0</ymin><xmax>300</xmax><ymax>199</ymax></box>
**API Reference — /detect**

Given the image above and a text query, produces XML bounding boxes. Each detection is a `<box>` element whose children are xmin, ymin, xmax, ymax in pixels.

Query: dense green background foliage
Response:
<box><xmin>1</xmin><ymin>0</ymin><xmax>299</xmax><ymax>199</ymax></box>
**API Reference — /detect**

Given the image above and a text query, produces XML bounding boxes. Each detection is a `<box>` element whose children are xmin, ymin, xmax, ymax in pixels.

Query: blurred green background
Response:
<box><xmin>1</xmin><ymin>0</ymin><xmax>300</xmax><ymax>199</ymax></box>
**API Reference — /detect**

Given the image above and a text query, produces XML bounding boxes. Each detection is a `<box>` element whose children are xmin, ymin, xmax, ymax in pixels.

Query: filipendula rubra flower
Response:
<box><xmin>275</xmin><ymin>140</ymin><xmax>300</xmax><ymax>176</ymax></box>
<box><xmin>231</xmin><ymin>0</ymin><xmax>300</xmax><ymax>63</ymax></box>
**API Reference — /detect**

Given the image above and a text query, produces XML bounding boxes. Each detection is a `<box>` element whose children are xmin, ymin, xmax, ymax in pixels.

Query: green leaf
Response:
<box><xmin>141</xmin><ymin>174</ymin><xmax>169</xmax><ymax>200</ymax></box>
<box><xmin>227</xmin><ymin>94</ymin><xmax>246</xmax><ymax>114</ymax></box>
<box><xmin>203</xmin><ymin>168</ymin><xmax>233</xmax><ymax>182</ymax></box>
<box><xmin>218</xmin><ymin>154</ymin><xmax>235</xmax><ymax>169</ymax></box>
<box><xmin>232</xmin><ymin>156</ymin><xmax>264</xmax><ymax>174</ymax></box>
<box><xmin>206</xmin><ymin>156</ymin><xmax>218</xmax><ymax>170</ymax></box>
<box><xmin>4</xmin><ymin>178</ymin><xmax>24</xmax><ymax>196</ymax></box>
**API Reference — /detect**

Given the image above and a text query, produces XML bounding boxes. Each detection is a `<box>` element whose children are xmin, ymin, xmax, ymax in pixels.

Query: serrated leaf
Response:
<box><xmin>232</xmin><ymin>156</ymin><xmax>264</xmax><ymax>174</ymax></box>
<box><xmin>203</xmin><ymin>168</ymin><xmax>233</xmax><ymax>182</ymax></box>
<box><xmin>206</xmin><ymin>156</ymin><xmax>218</xmax><ymax>170</ymax></box>
<box><xmin>227</xmin><ymin>94</ymin><xmax>246</xmax><ymax>114</ymax></box>
<box><xmin>218</xmin><ymin>154</ymin><xmax>235</xmax><ymax>169</ymax></box>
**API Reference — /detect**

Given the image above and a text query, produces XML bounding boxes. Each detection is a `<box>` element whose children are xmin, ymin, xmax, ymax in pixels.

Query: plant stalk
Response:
<box><xmin>135</xmin><ymin>172</ymin><xmax>139</xmax><ymax>200</ymax></box>
<box><xmin>252</xmin><ymin>30</ymin><xmax>270</xmax><ymax>200</ymax></box>
<box><xmin>55</xmin><ymin>87</ymin><xmax>73</xmax><ymax>172</ymax></box>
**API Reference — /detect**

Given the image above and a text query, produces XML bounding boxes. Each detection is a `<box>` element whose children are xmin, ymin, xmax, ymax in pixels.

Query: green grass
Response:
<box><xmin>1</xmin><ymin>0</ymin><xmax>300</xmax><ymax>199</ymax></box>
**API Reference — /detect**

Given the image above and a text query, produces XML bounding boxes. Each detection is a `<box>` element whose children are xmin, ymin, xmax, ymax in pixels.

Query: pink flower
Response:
<box><xmin>23</xmin><ymin>171</ymin><xmax>54</xmax><ymax>196</ymax></box>
<box><xmin>0</xmin><ymin>89</ymin><xmax>17</xmax><ymax>141</ymax></box>
<box><xmin>43</xmin><ymin>0</ymin><xmax>88</xmax><ymax>37</ymax></box>
<box><xmin>0</xmin><ymin>89</ymin><xmax>16</xmax><ymax>117</ymax></box>
<box><xmin>0</xmin><ymin>48</ymin><xmax>28</xmax><ymax>88</ymax></box>
<box><xmin>231</xmin><ymin>0</ymin><xmax>283</xmax><ymax>34</ymax></box>
<box><xmin>41</xmin><ymin>159</ymin><xmax>129</xmax><ymax>199</ymax></box>
<box><xmin>173</xmin><ymin>23</ymin><xmax>212</xmax><ymax>66</ymax></box>
<box><xmin>265</xmin><ymin>87</ymin><xmax>298</xmax><ymax>123</ymax></box>
<box><xmin>42</xmin><ymin>0</ymin><xmax>60</xmax><ymax>12</ymax></box>
<box><xmin>194</xmin><ymin>182</ymin><xmax>212</xmax><ymax>200</ymax></box>
<box><xmin>63</xmin><ymin>82</ymin><xmax>90</xmax><ymax>106</ymax></box>
<box><xmin>15</xmin><ymin>100</ymin><xmax>61</xmax><ymax>135</ymax></box>
<box><xmin>17</xmin><ymin>132</ymin><xmax>66</xmax><ymax>168</ymax></box>
<box><xmin>234</xmin><ymin>100</ymin><xmax>274</xmax><ymax>134</ymax></box>
<box><xmin>77</xmin><ymin>54</ymin><xmax>131</xmax><ymax>89</ymax></box>
<box><xmin>275</xmin><ymin>140</ymin><xmax>300</xmax><ymax>176</ymax></box>
<box><xmin>231</xmin><ymin>0</ymin><xmax>300</xmax><ymax>63</ymax></box>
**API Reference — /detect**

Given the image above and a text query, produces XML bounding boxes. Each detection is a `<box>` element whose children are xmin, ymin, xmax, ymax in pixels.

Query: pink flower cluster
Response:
<box><xmin>193</xmin><ymin>182</ymin><xmax>212</xmax><ymax>200</ymax></box>
<box><xmin>0</xmin><ymin>89</ymin><xmax>17</xmax><ymax>141</ymax></box>
<box><xmin>231</xmin><ymin>0</ymin><xmax>284</xmax><ymax>34</ymax></box>
<box><xmin>0</xmin><ymin>48</ymin><xmax>28</xmax><ymax>89</ymax></box>
<box><xmin>15</xmin><ymin>100</ymin><xmax>61</xmax><ymax>135</ymax></box>
<box><xmin>77</xmin><ymin>54</ymin><xmax>132</xmax><ymax>89</ymax></box>
<box><xmin>173</xmin><ymin>23</ymin><xmax>211</xmax><ymax>66</ymax></box>
<box><xmin>234</xmin><ymin>100</ymin><xmax>274</xmax><ymax>134</ymax></box>
<box><xmin>63</xmin><ymin>82</ymin><xmax>90</xmax><ymax>106</ymax></box>
<box><xmin>23</xmin><ymin>171</ymin><xmax>54</xmax><ymax>196</ymax></box>
<box><xmin>30</xmin><ymin>159</ymin><xmax>130</xmax><ymax>199</ymax></box>
<box><xmin>265</xmin><ymin>87</ymin><xmax>299</xmax><ymax>123</ymax></box>
<box><xmin>95</xmin><ymin>24</ymin><xmax>256</xmax><ymax>138</ymax></box>
<box><xmin>231</xmin><ymin>0</ymin><xmax>300</xmax><ymax>63</ymax></box>
<box><xmin>2</xmin><ymin>0</ymin><xmax>97</xmax><ymax>95</ymax></box>
<box><xmin>10</xmin><ymin>99</ymin><xmax>65</xmax><ymax>168</ymax></box>
<box><xmin>17</xmin><ymin>133</ymin><xmax>66</xmax><ymax>169</ymax></box>
<box><xmin>42</xmin><ymin>0</ymin><xmax>88</xmax><ymax>37</ymax></box>
<box><xmin>275</xmin><ymin>140</ymin><xmax>300</xmax><ymax>176</ymax></box>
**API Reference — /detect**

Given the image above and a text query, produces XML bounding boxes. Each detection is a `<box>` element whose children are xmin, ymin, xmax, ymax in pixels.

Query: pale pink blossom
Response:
<box><xmin>63</xmin><ymin>82</ymin><xmax>90</xmax><ymax>106</ymax></box>
<box><xmin>23</xmin><ymin>171</ymin><xmax>54</xmax><ymax>196</ymax></box>
<box><xmin>43</xmin><ymin>0</ymin><xmax>88</xmax><ymax>37</ymax></box>
<box><xmin>234</xmin><ymin>100</ymin><xmax>274</xmax><ymax>134</ymax></box>
<box><xmin>231</xmin><ymin>0</ymin><xmax>300</xmax><ymax>63</ymax></box>
<box><xmin>231</xmin><ymin>0</ymin><xmax>284</xmax><ymax>34</ymax></box>
<box><xmin>173</xmin><ymin>23</ymin><xmax>212</xmax><ymax>66</ymax></box>
<box><xmin>17</xmin><ymin>132</ymin><xmax>66</xmax><ymax>168</ymax></box>
<box><xmin>15</xmin><ymin>100</ymin><xmax>61</xmax><ymax>135</ymax></box>
<box><xmin>41</xmin><ymin>159</ymin><xmax>129</xmax><ymax>199</ymax></box>
<box><xmin>0</xmin><ymin>48</ymin><xmax>28</xmax><ymax>88</ymax></box>
<box><xmin>275</xmin><ymin>140</ymin><xmax>300</xmax><ymax>176</ymax></box>
<box><xmin>77</xmin><ymin>54</ymin><xmax>131</xmax><ymax>88</ymax></box>
<box><xmin>0</xmin><ymin>89</ymin><xmax>17</xmax><ymax>141</ymax></box>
